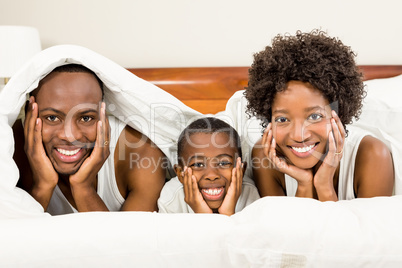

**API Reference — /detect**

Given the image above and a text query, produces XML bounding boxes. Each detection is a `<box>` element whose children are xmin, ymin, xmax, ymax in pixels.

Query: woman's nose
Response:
<box><xmin>289</xmin><ymin>121</ymin><xmax>310</xmax><ymax>142</ymax></box>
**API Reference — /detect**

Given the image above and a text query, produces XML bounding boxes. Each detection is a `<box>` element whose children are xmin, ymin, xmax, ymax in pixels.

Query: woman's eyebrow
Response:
<box><xmin>272</xmin><ymin>108</ymin><xmax>288</xmax><ymax>114</ymax></box>
<box><xmin>304</xmin><ymin>105</ymin><xmax>325</xmax><ymax>112</ymax></box>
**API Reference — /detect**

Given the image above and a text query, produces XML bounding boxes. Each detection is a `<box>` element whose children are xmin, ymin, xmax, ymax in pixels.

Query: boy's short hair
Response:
<box><xmin>177</xmin><ymin>117</ymin><xmax>242</xmax><ymax>164</ymax></box>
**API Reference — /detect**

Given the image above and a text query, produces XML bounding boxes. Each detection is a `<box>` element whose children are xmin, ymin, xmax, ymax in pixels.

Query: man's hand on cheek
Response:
<box><xmin>24</xmin><ymin>97</ymin><xmax>58</xmax><ymax>209</ymax></box>
<box><xmin>25</xmin><ymin>98</ymin><xmax>58</xmax><ymax>188</ymax></box>
<box><xmin>69</xmin><ymin>102</ymin><xmax>110</xmax><ymax>188</ymax></box>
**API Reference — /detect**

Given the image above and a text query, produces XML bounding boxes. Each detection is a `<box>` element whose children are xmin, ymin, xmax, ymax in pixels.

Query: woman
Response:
<box><xmin>246</xmin><ymin>30</ymin><xmax>394</xmax><ymax>201</ymax></box>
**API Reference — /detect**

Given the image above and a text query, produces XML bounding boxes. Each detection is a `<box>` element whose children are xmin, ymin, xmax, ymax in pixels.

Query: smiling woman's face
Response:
<box><xmin>34</xmin><ymin>71</ymin><xmax>103</xmax><ymax>175</ymax></box>
<box><xmin>271</xmin><ymin>80</ymin><xmax>332</xmax><ymax>169</ymax></box>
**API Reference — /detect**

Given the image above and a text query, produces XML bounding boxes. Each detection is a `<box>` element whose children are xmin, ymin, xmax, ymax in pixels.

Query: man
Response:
<box><xmin>13</xmin><ymin>64</ymin><xmax>167</xmax><ymax>214</ymax></box>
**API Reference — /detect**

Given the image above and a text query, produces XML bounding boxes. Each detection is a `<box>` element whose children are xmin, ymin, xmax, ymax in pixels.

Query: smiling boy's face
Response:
<box><xmin>176</xmin><ymin>132</ymin><xmax>240</xmax><ymax>210</ymax></box>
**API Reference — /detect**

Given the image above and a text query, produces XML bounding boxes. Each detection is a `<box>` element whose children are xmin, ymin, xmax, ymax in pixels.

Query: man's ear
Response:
<box><xmin>174</xmin><ymin>164</ymin><xmax>184</xmax><ymax>183</ymax></box>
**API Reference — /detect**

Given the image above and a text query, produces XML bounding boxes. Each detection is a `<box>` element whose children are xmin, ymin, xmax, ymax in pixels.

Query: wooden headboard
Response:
<box><xmin>128</xmin><ymin>65</ymin><xmax>402</xmax><ymax>114</ymax></box>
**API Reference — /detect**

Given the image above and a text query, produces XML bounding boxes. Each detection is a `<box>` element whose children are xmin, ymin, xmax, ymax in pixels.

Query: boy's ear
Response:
<box><xmin>174</xmin><ymin>164</ymin><xmax>184</xmax><ymax>183</ymax></box>
<box><xmin>241</xmin><ymin>161</ymin><xmax>247</xmax><ymax>175</ymax></box>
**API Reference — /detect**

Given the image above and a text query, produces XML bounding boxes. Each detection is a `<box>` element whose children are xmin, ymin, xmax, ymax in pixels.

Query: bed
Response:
<box><xmin>1</xmin><ymin>45</ymin><xmax>402</xmax><ymax>268</ymax></box>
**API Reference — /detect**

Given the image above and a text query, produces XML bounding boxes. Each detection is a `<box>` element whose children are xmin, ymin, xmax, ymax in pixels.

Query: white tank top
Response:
<box><xmin>47</xmin><ymin>116</ymin><xmax>126</xmax><ymax>215</ymax></box>
<box><xmin>284</xmin><ymin>127</ymin><xmax>369</xmax><ymax>200</ymax></box>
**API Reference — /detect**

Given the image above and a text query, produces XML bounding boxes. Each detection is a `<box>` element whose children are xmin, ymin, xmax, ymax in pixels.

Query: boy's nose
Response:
<box><xmin>204</xmin><ymin>165</ymin><xmax>220</xmax><ymax>181</ymax></box>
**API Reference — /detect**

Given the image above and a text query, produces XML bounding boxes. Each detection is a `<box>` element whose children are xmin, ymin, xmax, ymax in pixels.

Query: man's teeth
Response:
<box><xmin>202</xmin><ymin>188</ymin><xmax>223</xmax><ymax>196</ymax></box>
<box><xmin>292</xmin><ymin>144</ymin><xmax>314</xmax><ymax>153</ymax></box>
<box><xmin>57</xmin><ymin>148</ymin><xmax>80</xmax><ymax>156</ymax></box>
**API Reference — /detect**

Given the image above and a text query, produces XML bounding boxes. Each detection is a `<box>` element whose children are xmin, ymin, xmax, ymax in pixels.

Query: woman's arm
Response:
<box><xmin>251</xmin><ymin>138</ymin><xmax>286</xmax><ymax>197</ymax></box>
<box><xmin>354</xmin><ymin>136</ymin><xmax>394</xmax><ymax>197</ymax></box>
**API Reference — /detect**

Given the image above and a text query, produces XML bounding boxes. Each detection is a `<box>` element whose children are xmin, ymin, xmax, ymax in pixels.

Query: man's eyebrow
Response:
<box><xmin>77</xmin><ymin>108</ymin><xmax>99</xmax><ymax>114</ymax></box>
<box><xmin>39</xmin><ymin>107</ymin><xmax>65</xmax><ymax>116</ymax></box>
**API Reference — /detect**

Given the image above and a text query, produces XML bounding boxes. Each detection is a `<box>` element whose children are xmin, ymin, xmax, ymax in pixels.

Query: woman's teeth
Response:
<box><xmin>57</xmin><ymin>148</ymin><xmax>80</xmax><ymax>156</ymax></box>
<box><xmin>292</xmin><ymin>144</ymin><xmax>314</xmax><ymax>153</ymax></box>
<box><xmin>202</xmin><ymin>188</ymin><xmax>223</xmax><ymax>196</ymax></box>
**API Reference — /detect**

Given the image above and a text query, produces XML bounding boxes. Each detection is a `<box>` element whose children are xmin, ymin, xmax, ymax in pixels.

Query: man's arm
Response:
<box><xmin>115</xmin><ymin>126</ymin><xmax>167</xmax><ymax>211</ymax></box>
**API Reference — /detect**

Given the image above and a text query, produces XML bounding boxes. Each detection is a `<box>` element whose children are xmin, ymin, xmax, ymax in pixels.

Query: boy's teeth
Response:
<box><xmin>57</xmin><ymin>148</ymin><xmax>80</xmax><ymax>156</ymax></box>
<box><xmin>202</xmin><ymin>188</ymin><xmax>223</xmax><ymax>196</ymax></box>
<box><xmin>292</xmin><ymin>144</ymin><xmax>314</xmax><ymax>153</ymax></box>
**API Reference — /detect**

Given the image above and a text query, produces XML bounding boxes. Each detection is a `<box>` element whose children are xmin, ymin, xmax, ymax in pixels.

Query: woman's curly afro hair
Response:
<box><xmin>245</xmin><ymin>29</ymin><xmax>365</xmax><ymax>132</ymax></box>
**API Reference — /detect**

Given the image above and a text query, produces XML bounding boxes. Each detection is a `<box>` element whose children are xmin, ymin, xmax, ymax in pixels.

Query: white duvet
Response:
<box><xmin>1</xmin><ymin>45</ymin><xmax>401</xmax><ymax>267</ymax></box>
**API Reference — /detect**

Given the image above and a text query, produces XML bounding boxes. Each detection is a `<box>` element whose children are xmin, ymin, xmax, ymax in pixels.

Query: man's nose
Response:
<box><xmin>58</xmin><ymin>120</ymin><xmax>83</xmax><ymax>143</ymax></box>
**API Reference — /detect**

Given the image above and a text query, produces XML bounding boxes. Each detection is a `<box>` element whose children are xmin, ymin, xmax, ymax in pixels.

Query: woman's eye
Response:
<box><xmin>274</xmin><ymin>117</ymin><xmax>288</xmax><ymax>123</ymax></box>
<box><xmin>81</xmin><ymin>116</ymin><xmax>93</xmax><ymax>123</ymax></box>
<box><xmin>308</xmin><ymin>113</ymin><xmax>323</xmax><ymax>121</ymax></box>
<box><xmin>46</xmin><ymin>115</ymin><xmax>59</xmax><ymax>122</ymax></box>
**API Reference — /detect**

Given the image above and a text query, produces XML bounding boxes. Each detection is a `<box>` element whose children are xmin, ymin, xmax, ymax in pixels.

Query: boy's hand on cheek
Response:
<box><xmin>182</xmin><ymin>167</ymin><xmax>212</xmax><ymax>214</ymax></box>
<box><xmin>218</xmin><ymin>157</ymin><xmax>243</xmax><ymax>216</ymax></box>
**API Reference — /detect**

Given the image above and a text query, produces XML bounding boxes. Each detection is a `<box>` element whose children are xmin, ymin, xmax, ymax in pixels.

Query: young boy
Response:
<box><xmin>158</xmin><ymin>117</ymin><xmax>260</xmax><ymax>216</ymax></box>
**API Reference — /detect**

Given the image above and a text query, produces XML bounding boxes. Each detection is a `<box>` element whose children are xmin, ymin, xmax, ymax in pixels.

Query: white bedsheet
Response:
<box><xmin>1</xmin><ymin>196</ymin><xmax>402</xmax><ymax>267</ymax></box>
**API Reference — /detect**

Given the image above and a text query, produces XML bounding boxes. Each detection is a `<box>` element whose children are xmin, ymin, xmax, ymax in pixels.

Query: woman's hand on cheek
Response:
<box><xmin>182</xmin><ymin>167</ymin><xmax>212</xmax><ymax>214</ymax></box>
<box><xmin>263</xmin><ymin>125</ymin><xmax>313</xmax><ymax>189</ymax></box>
<box><xmin>218</xmin><ymin>157</ymin><xmax>243</xmax><ymax>216</ymax></box>
<box><xmin>313</xmin><ymin>111</ymin><xmax>345</xmax><ymax>201</ymax></box>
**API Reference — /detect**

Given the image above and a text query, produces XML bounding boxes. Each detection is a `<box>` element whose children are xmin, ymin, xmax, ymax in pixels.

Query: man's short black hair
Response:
<box><xmin>51</xmin><ymin>64</ymin><xmax>103</xmax><ymax>93</ymax></box>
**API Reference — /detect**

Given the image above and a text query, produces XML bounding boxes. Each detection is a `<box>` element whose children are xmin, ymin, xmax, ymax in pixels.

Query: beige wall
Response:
<box><xmin>0</xmin><ymin>0</ymin><xmax>401</xmax><ymax>68</ymax></box>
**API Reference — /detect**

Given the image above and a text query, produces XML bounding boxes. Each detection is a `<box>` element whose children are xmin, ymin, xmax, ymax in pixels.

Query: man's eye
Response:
<box><xmin>307</xmin><ymin>113</ymin><xmax>323</xmax><ymax>121</ymax></box>
<box><xmin>274</xmin><ymin>117</ymin><xmax>288</xmax><ymax>123</ymax></box>
<box><xmin>81</xmin><ymin>116</ymin><xmax>93</xmax><ymax>123</ymax></box>
<box><xmin>46</xmin><ymin>115</ymin><xmax>59</xmax><ymax>122</ymax></box>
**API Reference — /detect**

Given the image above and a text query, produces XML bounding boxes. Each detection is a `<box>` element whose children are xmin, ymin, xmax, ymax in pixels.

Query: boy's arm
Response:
<box><xmin>116</xmin><ymin>126</ymin><xmax>166</xmax><ymax>212</ymax></box>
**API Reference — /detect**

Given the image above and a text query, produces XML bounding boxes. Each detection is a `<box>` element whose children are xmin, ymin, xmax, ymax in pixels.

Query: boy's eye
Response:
<box><xmin>81</xmin><ymin>116</ymin><xmax>93</xmax><ymax>123</ymax></box>
<box><xmin>307</xmin><ymin>113</ymin><xmax>323</xmax><ymax>121</ymax></box>
<box><xmin>217</xmin><ymin>161</ymin><xmax>232</xmax><ymax>168</ymax></box>
<box><xmin>274</xmin><ymin>116</ymin><xmax>288</xmax><ymax>123</ymax></box>
<box><xmin>46</xmin><ymin>115</ymin><xmax>59</xmax><ymax>122</ymax></box>
<box><xmin>190</xmin><ymin>162</ymin><xmax>205</xmax><ymax>169</ymax></box>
